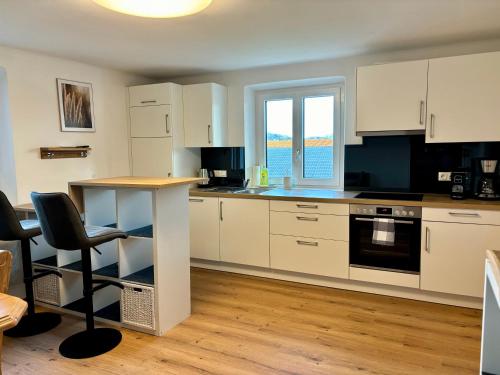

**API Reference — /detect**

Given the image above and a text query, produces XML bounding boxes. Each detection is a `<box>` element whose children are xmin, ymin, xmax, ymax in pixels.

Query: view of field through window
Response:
<box><xmin>265</xmin><ymin>96</ymin><xmax>334</xmax><ymax>180</ymax></box>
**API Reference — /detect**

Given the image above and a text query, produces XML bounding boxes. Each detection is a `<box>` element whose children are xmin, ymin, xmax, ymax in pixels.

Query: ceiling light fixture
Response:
<box><xmin>93</xmin><ymin>0</ymin><xmax>212</xmax><ymax>18</ymax></box>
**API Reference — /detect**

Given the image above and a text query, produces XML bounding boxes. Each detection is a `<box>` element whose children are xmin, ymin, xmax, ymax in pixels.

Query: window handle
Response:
<box><xmin>295</xmin><ymin>148</ymin><xmax>301</xmax><ymax>161</ymax></box>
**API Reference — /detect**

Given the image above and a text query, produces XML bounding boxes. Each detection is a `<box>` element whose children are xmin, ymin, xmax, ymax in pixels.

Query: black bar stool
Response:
<box><xmin>0</xmin><ymin>191</ymin><xmax>62</xmax><ymax>337</ymax></box>
<box><xmin>31</xmin><ymin>192</ymin><xmax>128</xmax><ymax>359</ymax></box>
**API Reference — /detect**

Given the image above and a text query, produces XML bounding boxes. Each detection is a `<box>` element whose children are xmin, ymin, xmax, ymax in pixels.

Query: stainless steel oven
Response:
<box><xmin>349</xmin><ymin>204</ymin><xmax>422</xmax><ymax>273</ymax></box>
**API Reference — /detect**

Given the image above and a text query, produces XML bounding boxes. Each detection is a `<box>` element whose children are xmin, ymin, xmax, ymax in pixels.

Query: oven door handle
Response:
<box><xmin>354</xmin><ymin>217</ymin><xmax>415</xmax><ymax>225</ymax></box>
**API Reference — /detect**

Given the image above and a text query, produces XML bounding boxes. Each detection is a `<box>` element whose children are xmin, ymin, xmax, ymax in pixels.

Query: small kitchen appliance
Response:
<box><xmin>198</xmin><ymin>168</ymin><xmax>210</xmax><ymax>186</ymax></box>
<box><xmin>450</xmin><ymin>170</ymin><xmax>471</xmax><ymax>200</ymax></box>
<box><xmin>476</xmin><ymin>159</ymin><xmax>500</xmax><ymax>200</ymax></box>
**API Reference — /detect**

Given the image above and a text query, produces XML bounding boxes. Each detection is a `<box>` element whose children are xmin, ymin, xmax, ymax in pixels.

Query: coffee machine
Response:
<box><xmin>476</xmin><ymin>159</ymin><xmax>500</xmax><ymax>200</ymax></box>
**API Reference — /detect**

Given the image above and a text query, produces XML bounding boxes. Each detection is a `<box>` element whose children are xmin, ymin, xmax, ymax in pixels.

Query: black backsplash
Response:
<box><xmin>201</xmin><ymin>147</ymin><xmax>245</xmax><ymax>179</ymax></box>
<box><xmin>345</xmin><ymin>135</ymin><xmax>500</xmax><ymax>193</ymax></box>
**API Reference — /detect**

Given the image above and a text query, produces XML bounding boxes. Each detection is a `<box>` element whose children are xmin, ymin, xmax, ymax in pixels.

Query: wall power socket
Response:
<box><xmin>438</xmin><ymin>172</ymin><xmax>452</xmax><ymax>182</ymax></box>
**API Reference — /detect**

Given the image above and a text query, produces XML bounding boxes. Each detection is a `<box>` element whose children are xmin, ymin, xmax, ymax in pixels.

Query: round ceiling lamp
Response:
<box><xmin>93</xmin><ymin>0</ymin><xmax>213</xmax><ymax>18</ymax></box>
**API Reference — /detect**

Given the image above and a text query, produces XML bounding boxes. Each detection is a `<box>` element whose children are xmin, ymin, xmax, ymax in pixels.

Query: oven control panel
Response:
<box><xmin>350</xmin><ymin>204</ymin><xmax>422</xmax><ymax>218</ymax></box>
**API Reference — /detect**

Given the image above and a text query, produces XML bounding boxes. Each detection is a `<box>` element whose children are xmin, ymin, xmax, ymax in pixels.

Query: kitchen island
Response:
<box><xmin>481</xmin><ymin>249</ymin><xmax>500</xmax><ymax>374</ymax></box>
<box><xmin>22</xmin><ymin>177</ymin><xmax>201</xmax><ymax>336</ymax></box>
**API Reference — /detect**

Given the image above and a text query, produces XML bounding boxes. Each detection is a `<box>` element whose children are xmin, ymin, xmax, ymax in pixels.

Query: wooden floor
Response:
<box><xmin>4</xmin><ymin>268</ymin><xmax>482</xmax><ymax>375</ymax></box>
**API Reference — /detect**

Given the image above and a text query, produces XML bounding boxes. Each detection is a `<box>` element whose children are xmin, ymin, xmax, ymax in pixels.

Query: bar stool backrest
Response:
<box><xmin>31</xmin><ymin>192</ymin><xmax>87</xmax><ymax>251</ymax></box>
<box><xmin>0</xmin><ymin>191</ymin><xmax>23</xmax><ymax>241</ymax></box>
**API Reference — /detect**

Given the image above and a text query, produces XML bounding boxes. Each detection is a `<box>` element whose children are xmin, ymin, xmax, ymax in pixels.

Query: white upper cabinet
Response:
<box><xmin>356</xmin><ymin>60</ymin><xmax>429</xmax><ymax>134</ymax></box>
<box><xmin>129</xmin><ymin>83</ymin><xmax>173</xmax><ymax>107</ymax></box>
<box><xmin>426</xmin><ymin>52</ymin><xmax>500</xmax><ymax>143</ymax></box>
<box><xmin>183</xmin><ymin>83</ymin><xmax>228</xmax><ymax>147</ymax></box>
<box><xmin>130</xmin><ymin>105</ymin><xmax>172</xmax><ymax>138</ymax></box>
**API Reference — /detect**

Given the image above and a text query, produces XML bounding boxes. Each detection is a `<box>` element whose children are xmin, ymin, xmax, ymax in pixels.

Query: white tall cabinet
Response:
<box><xmin>183</xmin><ymin>83</ymin><xmax>228</xmax><ymax>147</ymax></box>
<box><xmin>128</xmin><ymin>83</ymin><xmax>200</xmax><ymax>177</ymax></box>
<box><xmin>356</xmin><ymin>60</ymin><xmax>428</xmax><ymax>134</ymax></box>
<box><xmin>426</xmin><ymin>51</ymin><xmax>500</xmax><ymax>143</ymax></box>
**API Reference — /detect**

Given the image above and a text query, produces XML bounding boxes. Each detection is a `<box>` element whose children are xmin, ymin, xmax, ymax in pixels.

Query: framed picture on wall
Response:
<box><xmin>57</xmin><ymin>78</ymin><xmax>95</xmax><ymax>132</ymax></box>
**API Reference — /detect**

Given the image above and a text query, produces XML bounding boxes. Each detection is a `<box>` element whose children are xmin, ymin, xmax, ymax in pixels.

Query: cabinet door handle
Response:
<box><xmin>296</xmin><ymin>204</ymin><xmax>318</xmax><ymax>209</ymax></box>
<box><xmin>189</xmin><ymin>198</ymin><xmax>204</xmax><ymax>203</ymax></box>
<box><xmin>425</xmin><ymin>226</ymin><xmax>430</xmax><ymax>253</ymax></box>
<box><xmin>448</xmin><ymin>211</ymin><xmax>480</xmax><ymax>217</ymax></box>
<box><xmin>140</xmin><ymin>100</ymin><xmax>157</xmax><ymax>104</ymax></box>
<box><xmin>219</xmin><ymin>201</ymin><xmax>223</xmax><ymax>221</ymax></box>
<box><xmin>297</xmin><ymin>240</ymin><xmax>319</xmax><ymax>247</ymax></box>
<box><xmin>419</xmin><ymin>100</ymin><xmax>425</xmax><ymax>125</ymax></box>
<box><xmin>208</xmin><ymin>125</ymin><xmax>211</xmax><ymax>145</ymax></box>
<box><xmin>296</xmin><ymin>216</ymin><xmax>318</xmax><ymax>222</ymax></box>
<box><xmin>165</xmin><ymin>114</ymin><xmax>170</xmax><ymax>135</ymax></box>
<box><xmin>430</xmin><ymin>114</ymin><xmax>435</xmax><ymax>138</ymax></box>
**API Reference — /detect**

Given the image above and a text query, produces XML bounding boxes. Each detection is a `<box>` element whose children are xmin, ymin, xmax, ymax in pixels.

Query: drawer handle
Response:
<box><xmin>297</xmin><ymin>240</ymin><xmax>318</xmax><ymax>247</ymax></box>
<box><xmin>140</xmin><ymin>100</ymin><xmax>157</xmax><ymax>104</ymax></box>
<box><xmin>425</xmin><ymin>226</ymin><xmax>430</xmax><ymax>253</ymax></box>
<box><xmin>189</xmin><ymin>198</ymin><xmax>204</xmax><ymax>203</ymax></box>
<box><xmin>296</xmin><ymin>204</ymin><xmax>318</xmax><ymax>209</ymax></box>
<box><xmin>296</xmin><ymin>216</ymin><xmax>318</xmax><ymax>222</ymax></box>
<box><xmin>448</xmin><ymin>212</ymin><xmax>480</xmax><ymax>217</ymax></box>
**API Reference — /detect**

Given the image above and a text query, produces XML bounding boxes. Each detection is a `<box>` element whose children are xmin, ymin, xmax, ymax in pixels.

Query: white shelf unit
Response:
<box><xmin>21</xmin><ymin>184</ymin><xmax>191</xmax><ymax>335</ymax></box>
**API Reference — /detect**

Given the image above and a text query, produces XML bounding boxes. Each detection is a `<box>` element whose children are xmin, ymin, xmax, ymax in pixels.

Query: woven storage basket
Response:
<box><xmin>121</xmin><ymin>283</ymin><xmax>155</xmax><ymax>330</ymax></box>
<box><xmin>33</xmin><ymin>270</ymin><xmax>60</xmax><ymax>306</ymax></box>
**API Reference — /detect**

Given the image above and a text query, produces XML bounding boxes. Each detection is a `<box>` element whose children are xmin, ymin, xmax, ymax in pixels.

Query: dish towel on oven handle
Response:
<box><xmin>372</xmin><ymin>218</ymin><xmax>395</xmax><ymax>246</ymax></box>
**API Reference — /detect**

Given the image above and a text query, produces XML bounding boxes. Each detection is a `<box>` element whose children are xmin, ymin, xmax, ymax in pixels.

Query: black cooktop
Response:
<box><xmin>355</xmin><ymin>192</ymin><xmax>424</xmax><ymax>202</ymax></box>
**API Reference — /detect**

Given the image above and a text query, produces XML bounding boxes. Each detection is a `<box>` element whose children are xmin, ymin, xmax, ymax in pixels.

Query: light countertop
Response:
<box><xmin>190</xmin><ymin>188</ymin><xmax>500</xmax><ymax>211</ymax></box>
<box><xmin>69</xmin><ymin>176</ymin><xmax>204</xmax><ymax>189</ymax></box>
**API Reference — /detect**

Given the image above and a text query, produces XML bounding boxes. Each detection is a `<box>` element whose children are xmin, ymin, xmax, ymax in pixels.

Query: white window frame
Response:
<box><xmin>256</xmin><ymin>84</ymin><xmax>343</xmax><ymax>188</ymax></box>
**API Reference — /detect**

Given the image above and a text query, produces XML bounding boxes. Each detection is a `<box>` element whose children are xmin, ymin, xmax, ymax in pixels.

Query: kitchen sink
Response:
<box><xmin>233</xmin><ymin>187</ymin><xmax>272</xmax><ymax>195</ymax></box>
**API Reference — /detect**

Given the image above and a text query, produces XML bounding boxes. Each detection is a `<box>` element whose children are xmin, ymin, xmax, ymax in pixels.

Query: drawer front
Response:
<box><xmin>270</xmin><ymin>211</ymin><xmax>348</xmax><ymax>241</ymax></box>
<box><xmin>270</xmin><ymin>200</ymin><xmax>349</xmax><ymax>216</ymax></box>
<box><xmin>423</xmin><ymin>207</ymin><xmax>500</xmax><ymax>225</ymax></box>
<box><xmin>129</xmin><ymin>83</ymin><xmax>172</xmax><ymax>107</ymax></box>
<box><xmin>270</xmin><ymin>235</ymin><xmax>348</xmax><ymax>278</ymax></box>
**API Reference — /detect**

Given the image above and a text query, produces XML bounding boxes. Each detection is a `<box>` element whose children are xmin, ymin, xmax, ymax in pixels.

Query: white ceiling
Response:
<box><xmin>1</xmin><ymin>0</ymin><xmax>500</xmax><ymax>78</ymax></box>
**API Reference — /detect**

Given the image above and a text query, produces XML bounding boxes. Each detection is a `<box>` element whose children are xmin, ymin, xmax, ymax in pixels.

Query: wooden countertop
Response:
<box><xmin>190</xmin><ymin>188</ymin><xmax>500</xmax><ymax>211</ymax></box>
<box><xmin>69</xmin><ymin>176</ymin><xmax>204</xmax><ymax>189</ymax></box>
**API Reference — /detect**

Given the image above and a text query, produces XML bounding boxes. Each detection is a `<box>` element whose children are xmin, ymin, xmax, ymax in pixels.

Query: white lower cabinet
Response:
<box><xmin>189</xmin><ymin>197</ymin><xmax>220</xmax><ymax>261</ymax></box>
<box><xmin>270</xmin><ymin>235</ymin><xmax>348</xmax><ymax>278</ymax></box>
<box><xmin>219</xmin><ymin>198</ymin><xmax>270</xmax><ymax>267</ymax></box>
<box><xmin>421</xmin><ymin>220</ymin><xmax>500</xmax><ymax>298</ymax></box>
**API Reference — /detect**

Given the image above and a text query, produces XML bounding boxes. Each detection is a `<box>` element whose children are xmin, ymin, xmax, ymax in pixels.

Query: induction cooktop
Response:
<box><xmin>355</xmin><ymin>192</ymin><xmax>424</xmax><ymax>202</ymax></box>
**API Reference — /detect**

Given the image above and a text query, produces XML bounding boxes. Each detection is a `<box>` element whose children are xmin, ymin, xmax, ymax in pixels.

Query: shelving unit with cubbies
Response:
<box><xmin>17</xmin><ymin>176</ymin><xmax>200</xmax><ymax>336</ymax></box>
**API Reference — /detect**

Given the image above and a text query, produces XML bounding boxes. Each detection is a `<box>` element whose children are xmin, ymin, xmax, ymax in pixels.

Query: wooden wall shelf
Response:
<box><xmin>40</xmin><ymin>146</ymin><xmax>91</xmax><ymax>159</ymax></box>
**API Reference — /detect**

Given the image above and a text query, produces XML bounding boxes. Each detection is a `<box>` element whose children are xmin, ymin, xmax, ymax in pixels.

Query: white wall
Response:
<box><xmin>170</xmin><ymin>38</ymin><xmax>500</xmax><ymax>166</ymax></box>
<box><xmin>0</xmin><ymin>45</ymin><xmax>150</xmax><ymax>204</ymax></box>
<box><xmin>0</xmin><ymin>67</ymin><xmax>17</xmax><ymax>202</ymax></box>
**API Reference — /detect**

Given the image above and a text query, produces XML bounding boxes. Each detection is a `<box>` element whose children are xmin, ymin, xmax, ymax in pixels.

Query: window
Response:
<box><xmin>257</xmin><ymin>85</ymin><xmax>342</xmax><ymax>187</ymax></box>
